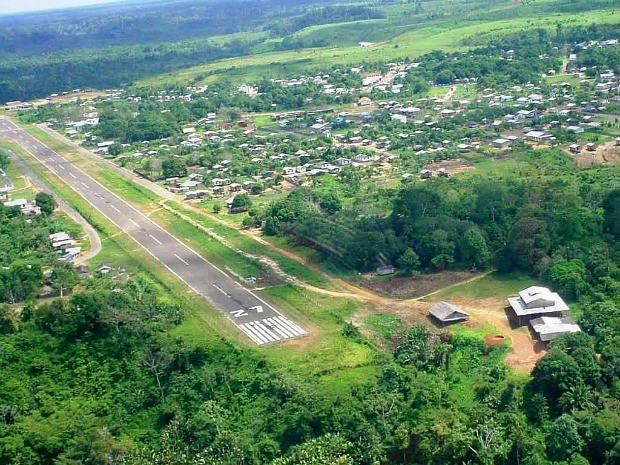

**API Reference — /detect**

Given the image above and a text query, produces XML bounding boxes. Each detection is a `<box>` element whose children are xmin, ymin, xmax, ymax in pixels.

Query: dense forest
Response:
<box><xmin>0</xmin><ymin>0</ymin><xmax>390</xmax><ymax>102</ymax></box>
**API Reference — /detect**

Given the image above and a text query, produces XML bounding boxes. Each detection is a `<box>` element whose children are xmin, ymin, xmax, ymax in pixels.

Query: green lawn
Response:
<box><xmin>427</xmin><ymin>272</ymin><xmax>537</xmax><ymax>301</ymax></box>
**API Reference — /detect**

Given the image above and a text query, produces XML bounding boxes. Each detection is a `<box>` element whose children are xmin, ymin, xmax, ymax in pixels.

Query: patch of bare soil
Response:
<box><xmin>567</xmin><ymin>142</ymin><xmax>620</xmax><ymax>168</ymax></box>
<box><xmin>353</xmin><ymin>270</ymin><xmax>480</xmax><ymax>299</ymax></box>
<box><xmin>485</xmin><ymin>334</ymin><xmax>507</xmax><ymax>348</ymax></box>
<box><xmin>424</xmin><ymin>158</ymin><xmax>475</xmax><ymax>174</ymax></box>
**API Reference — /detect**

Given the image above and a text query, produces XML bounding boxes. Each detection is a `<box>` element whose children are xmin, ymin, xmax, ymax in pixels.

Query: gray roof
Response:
<box><xmin>530</xmin><ymin>316</ymin><xmax>581</xmax><ymax>342</ymax></box>
<box><xmin>429</xmin><ymin>301</ymin><xmax>469</xmax><ymax>322</ymax></box>
<box><xmin>507</xmin><ymin>286</ymin><xmax>569</xmax><ymax>317</ymax></box>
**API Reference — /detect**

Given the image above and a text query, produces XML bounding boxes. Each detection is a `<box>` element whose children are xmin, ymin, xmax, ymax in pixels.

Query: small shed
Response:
<box><xmin>429</xmin><ymin>301</ymin><xmax>469</xmax><ymax>325</ymax></box>
<box><xmin>376</xmin><ymin>265</ymin><xmax>396</xmax><ymax>276</ymax></box>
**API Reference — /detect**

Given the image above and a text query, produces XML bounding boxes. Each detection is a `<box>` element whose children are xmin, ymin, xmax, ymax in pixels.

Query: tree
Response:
<box><xmin>107</xmin><ymin>143</ymin><xmax>123</xmax><ymax>156</ymax></box>
<box><xmin>161</xmin><ymin>157</ymin><xmax>187</xmax><ymax>178</ymax></box>
<box><xmin>398</xmin><ymin>247</ymin><xmax>420</xmax><ymax>276</ymax></box>
<box><xmin>271</xmin><ymin>434</ymin><xmax>354</xmax><ymax>465</ymax></box>
<box><xmin>603</xmin><ymin>189</ymin><xmax>620</xmax><ymax>239</ymax></box>
<box><xmin>548</xmin><ymin>258</ymin><xmax>589</xmax><ymax>300</ymax></box>
<box><xmin>50</xmin><ymin>262</ymin><xmax>79</xmax><ymax>298</ymax></box>
<box><xmin>35</xmin><ymin>192</ymin><xmax>56</xmax><ymax>216</ymax></box>
<box><xmin>547</xmin><ymin>415</ymin><xmax>584</xmax><ymax>461</ymax></box>
<box><xmin>264</xmin><ymin>216</ymin><xmax>280</xmax><ymax>236</ymax></box>
<box><xmin>0</xmin><ymin>150</ymin><xmax>9</xmax><ymax>170</ymax></box>
<box><xmin>460</xmin><ymin>228</ymin><xmax>490</xmax><ymax>268</ymax></box>
<box><xmin>231</xmin><ymin>194</ymin><xmax>251</xmax><ymax>210</ymax></box>
<box><xmin>212</xmin><ymin>203</ymin><xmax>222</xmax><ymax>214</ymax></box>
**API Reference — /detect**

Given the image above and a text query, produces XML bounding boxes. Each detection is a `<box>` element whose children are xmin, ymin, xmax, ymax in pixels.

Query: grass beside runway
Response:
<box><xmin>8</xmin><ymin>135</ymin><xmax>384</xmax><ymax>392</ymax></box>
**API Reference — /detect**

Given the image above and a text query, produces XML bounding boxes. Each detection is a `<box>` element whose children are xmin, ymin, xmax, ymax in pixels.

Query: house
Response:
<box><xmin>437</xmin><ymin>167</ymin><xmax>450</xmax><ymax>178</ymax></box>
<box><xmin>569</xmin><ymin>144</ymin><xmax>582</xmax><ymax>153</ymax></box>
<box><xmin>420</xmin><ymin>169</ymin><xmax>432</xmax><ymax>179</ymax></box>
<box><xmin>354</xmin><ymin>154</ymin><xmax>372</xmax><ymax>163</ymax></box>
<box><xmin>212</xmin><ymin>178</ymin><xmax>231</xmax><ymax>186</ymax></box>
<box><xmin>429</xmin><ymin>301</ymin><xmax>469</xmax><ymax>325</ymax></box>
<box><xmin>524</xmin><ymin>131</ymin><xmax>553</xmax><ymax>143</ymax></box>
<box><xmin>4</xmin><ymin>198</ymin><xmax>40</xmax><ymax>217</ymax></box>
<box><xmin>335</xmin><ymin>157</ymin><xmax>351</xmax><ymax>166</ymax></box>
<box><xmin>492</xmin><ymin>138</ymin><xmax>511</xmax><ymax>149</ymax></box>
<box><xmin>358</xmin><ymin>97</ymin><xmax>372</xmax><ymax>107</ymax></box>
<box><xmin>507</xmin><ymin>286</ymin><xmax>569</xmax><ymax>326</ymax></box>
<box><xmin>376</xmin><ymin>265</ymin><xmax>396</xmax><ymax>276</ymax></box>
<box><xmin>530</xmin><ymin>316</ymin><xmax>581</xmax><ymax>342</ymax></box>
<box><xmin>586</xmin><ymin>143</ymin><xmax>597</xmax><ymax>151</ymax></box>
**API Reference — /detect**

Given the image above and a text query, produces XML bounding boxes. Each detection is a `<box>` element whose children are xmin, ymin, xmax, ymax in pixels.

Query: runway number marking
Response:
<box><xmin>249</xmin><ymin>305</ymin><xmax>263</xmax><ymax>313</ymax></box>
<box><xmin>230</xmin><ymin>309</ymin><xmax>248</xmax><ymax>318</ymax></box>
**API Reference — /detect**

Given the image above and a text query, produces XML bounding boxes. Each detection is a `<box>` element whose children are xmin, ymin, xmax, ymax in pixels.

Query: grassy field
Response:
<box><xmin>138</xmin><ymin>4</ymin><xmax>619</xmax><ymax>88</ymax></box>
<box><xmin>427</xmin><ymin>272</ymin><xmax>537</xmax><ymax>301</ymax></box>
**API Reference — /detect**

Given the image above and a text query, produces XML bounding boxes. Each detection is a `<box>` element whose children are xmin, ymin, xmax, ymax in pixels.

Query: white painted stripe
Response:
<box><xmin>265</xmin><ymin>320</ymin><xmax>292</xmax><ymax>339</ymax></box>
<box><xmin>110</xmin><ymin>204</ymin><xmax>121</xmax><ymax>213</ymax></box>
<box><xmin>81</xmin><ymin>182</ymin><xmax>89</xmax><ymax>188</ymax></box>
<box><xmin>273</xmin><ymin>318</ymin><xmax>301</xmax><ymax>338</ymax></box>
<box><xmin>149</xmin><ymin>234</ymin><xmax>162</xmax><ymax>245</ymax></box>
<box><xmin>265</xmin><ymin>317</ymin><xmax>296</xmax><ymax>338</ymax></box>
<box><xmin>243</xmin><ymin>323</ymin><xmax>269</xmax><ymax>344</ymax></box>
<box><xmin>252</xmin><ymin>323</ymin><xmax>279</xmax><ymax>343</ymax></box>
<box><xmin>277</xmin><ymin>316</ymin><xmax>306</xmax><ymax>336</ymax></box>
<box><xmin>69</xmin><ymin>172</ymin><xmax>77</xmax><ymax>179</ymax></box>
<box><xmin>253</xmin><ymin>322</ymin><xmax>280</xmax><ymax>342</ymax></box>
<box><xmin>129</xmin><ymin>218</ymin><xmax>140</xmax><ymax>227</ymax></box>
<box><xmin>280</xmin><ymin>316</ymin><xmax>307</xmax><ymax>334</ymax></box>
<box><xmin>279</xmin><ymin>319</ymin><xmax>304</xmax><ymax>336</ymax></box>
<box><xmin>174</xmin><ymin>254</ymin><xmax>190</xmax><ymax>266</ymax></box>
<box><xmin>213</xmin><ymin>283</ymin><xmax>229</xmax><ymax>296</ymax></box>
<box><xmin>57</xmin><ymin>165</ymin><xmax>65</xmax><ymax>170</ymax></box>
<box><xmin>238</xmin><ymin>324</ymin><xmax>264</xmax><ymax>345</ymax></box>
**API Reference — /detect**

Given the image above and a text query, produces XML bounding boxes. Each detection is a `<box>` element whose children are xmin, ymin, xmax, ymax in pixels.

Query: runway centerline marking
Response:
<box><xmin>174</xmin><ymin>253</ymin><xmax>189</xmax><ymax>266</ymax></box>
<box><xmin>149</xmin><ymin>234</ymin><xmax>163</xmax><ymax>245</ymax></box>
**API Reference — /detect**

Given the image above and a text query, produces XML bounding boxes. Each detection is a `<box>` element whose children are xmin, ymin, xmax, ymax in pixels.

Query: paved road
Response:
<box><xmin>0</xmin><ymin>117</ymin><xmax>306</xmax><ymax>345</ymax></box>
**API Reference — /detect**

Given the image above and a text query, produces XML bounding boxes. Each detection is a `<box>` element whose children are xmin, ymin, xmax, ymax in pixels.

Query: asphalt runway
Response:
<box><xmin>0</xmin><ymin>117</ymin><xmax>306</xmax><ymax>345</ymax></box>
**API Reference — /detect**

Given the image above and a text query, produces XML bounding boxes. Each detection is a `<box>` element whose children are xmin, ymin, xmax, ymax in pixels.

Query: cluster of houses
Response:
<box><xmin>428</xmin><ymin>285</ymin><xmax>581</xmax><ymax>343</ymax></box>
<box><xmin>50</xmin><ymin>231</ymin><xmax>81</xmax><ymax>262</ymax></box>
<box><xmin>3</xmin><ymin>198</ymin><xmax>40</xmax><ymax>218</ymax></box>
